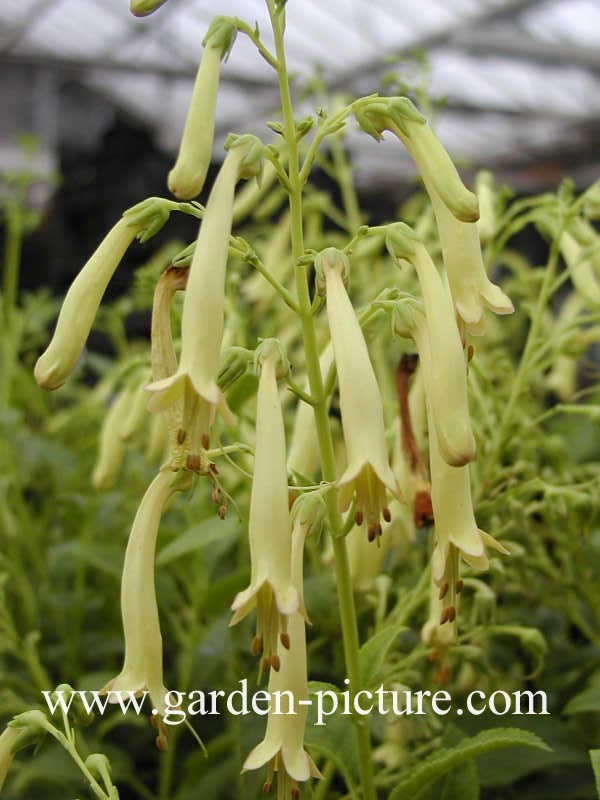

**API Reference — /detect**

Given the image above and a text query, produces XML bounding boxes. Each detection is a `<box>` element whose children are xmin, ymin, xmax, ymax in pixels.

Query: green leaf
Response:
<box><xmin>438</xmin><ymin>760</ymin><xmax>479</xmax><ymax>800</ymax></box>
<box><xmin>590</xmin><ymin>750</ymin><xmax>600</xmax><ymax>798</ymax></box>
<box><xmin>156</xmin><ymin>516</ymin><xmax>237</xmax><ymax>567</ymax></box>
<box><xmin>564</xmin><ymin>687</ymin><xmax>600</xmax><ymax>715</ymax></box>
<box><xmin>389</xmin><ymin>728</ymin><xmax>551</xmax><ymax>800</ymax></box>
<box><xmin>359</xmin><ymin>621</ymin><xmax>406</xmax><ymax>688</ymax></box>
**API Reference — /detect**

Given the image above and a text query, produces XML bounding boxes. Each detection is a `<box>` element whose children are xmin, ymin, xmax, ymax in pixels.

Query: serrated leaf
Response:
<box><xmin>389</xmin><ymin>728</ymin><xmax>551</xmax><ymax>800</ymax></box>
<box><xmin>564</xmin><ymin>687</ymin><xmax>600</xmax><ymax>715</ymax></box>
<box><xmin>359</xmin><ymin>621</ymin><xmax>406</xmax><ymax>688</ymax></box>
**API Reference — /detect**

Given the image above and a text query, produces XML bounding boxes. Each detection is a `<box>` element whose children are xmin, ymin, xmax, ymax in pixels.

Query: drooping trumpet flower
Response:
<box><xmin>147</xmin><ymin>135</ymin><xmax>263</xmax><ymax>458</ymax></box>
<box><xmin>386</xmin><ymin>224</ymin><xmax>476</xmax><ymax>467</ymax></box>
<box><xmin>315</xmin><ymin>248</ymin><xmax>399</xmax><ymax>542</ymax></box>
<box><xmin>355</xmin><ymin>97</ymin><xmax>513</xmax><ymax>333</ymax></box>
<box><xmin>34</xmin><ymin>199</ymin><xmax>170</xmax><ymax>390</ymax></box>
<box><xmin>102</xmin><ymin>469</ymin><xmax>188</xmax><ymax>727</ymax></box>
<box><xmin>392</xmin><ymin>299</ymin><xmax>508</xmax><ymax>624</ymax></box>
<box><xmin>229</xmin><ymin>340</ymin><xmax>300</xmax><ymax>671</ymax></box>
<box><xmin>243</xmin><ymin>614</ymin><xmax>321</xmax><ymax>797</ymax></box>
<box><xmin>167</xmin><ymin>16</ymin><xmax>237</xmax><ymax>200</ymax></box>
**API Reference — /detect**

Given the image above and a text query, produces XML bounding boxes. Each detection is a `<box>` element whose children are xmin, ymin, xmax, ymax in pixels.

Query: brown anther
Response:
<box><xmin>150</xmin><ymin>715</ymin><xmax>158</xmax><ymax>729</ymax></box>
<box><xmin>218</xmin><ymin>505</ymin><xmax>227</xmax><ymax>519</ymax></box>
<box><xmin>177</xmin><ymin>428</ymin><xmax>186</xmax><ymax>444</ymax></box>
<box><xmin>447</xmin><ymin>605</ymin><xmax>456</xmax><ymax>623</ymax></box>
<box><xmin>211</xmin><ymin>488</ymin><xmax>221</xmax><ymax>504</ymax></box>
<box><xmin>455</xmin><ymin>579</ymin><xmax>464</xmax><ymax>594</ymax></box>
<box><xmin>280</xmin><ymin>632</ymin><xmax>290</xmax><ymax>650</ymax></box>
<box><xmin>438</xmin><ymin>581</ymin><xmax>449</xmax><ymax>600</ymax></box>
<box><xmin>209</xmin><ymin>461</ymin><xmax>219</xmax><ymax>475</ymax></box>
<box><xmin>355</xmin><ymin>510</ymin><xmax>364</xmax><ymax>526</ymax></box>
<box><xmin>251</xmin><ymin>635</ymin><xmax>263</xmax><ymax>656</ymax></box>
<box><xmin>262</xmin><ymin>780</ymin><xmax>272</xmax><ymax>794</ymax></box>
<box><xmin>467</xmin><ymin>344</ymin><xmax>474</xmax><ymax>362</ymax></box>
<box><xmin>201</xmin><ymin>434</ymin><xmax>210</xmax><ymax>450</ymax></box>
<box><xmin>367</xmin><ymin>523</ymin><xmax>378</xmax><ymax>542</ymax></box>
<box><xmin>427</xmin><ymin>649</ymin><xmax>438</xmax><ymax>662</ymax></box>
<box><xmin>291</xmin><ymin>788</ymin><xmax>300</xmax><ymax>799</ymax></box>
<box><xmin>413</xmin><ymin>490</ymin><xmax>434</xmax><ymax>528</ymax></box>
<box><xmin>383</xmin><ymin>507</ymin><xmax>392</xmax><ymax>523</ymax></box>
<box><xmin>270</xmin><ymin>654</ymin><xmax>281</xmax><ymax>672</ymax></box>
<box><xmin>155</xmin><ymin>734</ymin><xmax>168</xmax><ymax>752</ymax></box>
<box><xmin>440</xmin><ymin>607</ymin><xmax>450</xmax><ymax>625</ymax></box>
<box><xmin>262</xmin><ymin>657</ymin><xmax>270</xmax><ymax>673</ymax></box>
<box><xmin>186</xmin><ymin>454</ymin><xmax>201</xmax><ymax>473</ymax></box>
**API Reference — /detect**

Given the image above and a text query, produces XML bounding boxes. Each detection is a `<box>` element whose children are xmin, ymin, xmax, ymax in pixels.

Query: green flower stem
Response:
<box><xmin>40</xmin><ymin>718</ymin><xmax>112</xmax><ymax>800</ymax></box>
<box><xmin>266</xmin><ymin>3</ymin><xmax>376</xmax><ymax>799</ymax></box>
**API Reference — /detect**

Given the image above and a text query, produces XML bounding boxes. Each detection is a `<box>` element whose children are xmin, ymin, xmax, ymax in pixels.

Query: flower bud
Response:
<box><xmin>316</xmin><ymin>248</ymin><xmax>399</xmax><ymax>541</ymax></box>
<box><xmin>168</xmin><ymin>16</ymin><xmax>237</xmax><ymax>200</ymax></box>
<box><xmin>130</xmin><ymin>0</ymin><xmax>169</xmax><ymax>16</ymax></box>
<box><xmin>35</xmin><ymin>200</ymin><xmax>170</xmax><ymax>390</ymax></box>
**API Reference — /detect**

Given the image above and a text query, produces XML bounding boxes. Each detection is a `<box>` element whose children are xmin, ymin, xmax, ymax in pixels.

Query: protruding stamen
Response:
<box><xmin>201</xmin><ymin>433</ymin><xmax>210</xmax><ymax>450</ymax></box>
<box><xmin>438</xmin><ymin>581</ymin><xmax>449</xmax><ymax>600</ymax></box>
<box><xmin>383</xmin><ymin>506</ymin><xmax>392</xmax><ymax>523</ymax></box>
<box><xmin>455</xmin><ymin>579</ymin><xmax>464</xmax><ymax>593</ymax></box>
<box><xmin>447</xmin><ymin>605</ymin><xmax>456</xmax><ymax>622</ymax></box>
<box><xmin>467</xmin><ymin>345</ymin><xmax>474</xmax><ymax>362</ymax></box>
<box><xmin>262</xmin><ymin>779</ymin><xmax>272</xmax><ymax>794</ymax></box>
<box><xmin>270</xmin><ymin>654</ymin><xmax>281</xmax><ymax>672</ymax></box>
<box><xmin>280</xmin><ymin>632</ymin><xmax>290</xmax><ymax>650</ymax></box>
<box><xmin>218</xmin><ymin>505</ymin><xmax>227</xmax><ymax>519</ymax></box>
<box><xmin>355</xmin><ymin>510</ymin><xmax>364</xmax><ymax>526</ymax></box>
<box><xmin>186</xmin><ymin>454</ymin><xmax>201</xmax><ymax>472</ymax></box>
<box><xmin>251</xmin><ymin>635</ymin><xmax>263</xmax><ymax>656</ymax></box>
<box><xmin>367</xmin><ymin>522</ymin><xmax>381</xmax><ymax>542</ymax></box>
<box><xmin>177</xmin><ymin>428</ymin><xmax>186</xmax><ymax>444</ymax></box>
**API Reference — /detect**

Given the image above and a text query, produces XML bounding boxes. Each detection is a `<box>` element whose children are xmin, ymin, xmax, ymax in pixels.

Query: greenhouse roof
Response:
<box><xmin>1</xmin><ymin>0</ymin><xmax>599</xmax><ymax>189</ymax></box>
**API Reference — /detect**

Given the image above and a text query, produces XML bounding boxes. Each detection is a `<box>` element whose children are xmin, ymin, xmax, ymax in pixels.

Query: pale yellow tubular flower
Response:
<box><xmin>427</xmin><ymin>187</ymin><xmax>514</xmax><ymax>334</ymax></box>
<box><xmin>230</xmin><ymin>341</ymin><xmax>299</xmax><ymax>672</ymax></box>
<box><xmin>0</xmin><ymin>726</ymin><xmax>20</xmax><ymax>790</ymax></box>
<box><xmin>386</xmin><ymin>225</ymin><xmax>476</xmax><ymax>466</ymax></box>
<box><xmin>102</xmin><ymin>469</ymin><xmax>185</xmax><ymax>720</ymax></box>
<box><xmin>34</xmin><ymin>217</ymin><xmax>140</xmax><ymax>390</ymax></box>
<box><xmin>92</xmin><ymin>386</ymin><xmax>132</xmax><ymax>491</ymax></box>
<box><xmin>243</xmin><ymin>613</ymin><xmax>321</xmax><ymax>796</ymax></box>
<box><xmin>391</xmin><ymin>115</ymin><xmax>479</xmax><ymax>223</ymax></box>
<box><xmin>130</xmin><ymin>0</ymin><xmax>169</xmax><ymax>16</ymax></box>
<box><xmin>287</xmin><ymin>344</ymin><xmax>334</xmax><ymax>481</ymax></box>
<box><xmin>167</xmin><ymin>16</ymin><xmax>237</xmax><ymax>200</ymax></box>
<box><xmin>356</xmin><ymin>99</ymin><xmax>512</xmax><ymax>332</ymax></box>
<box><xmin>417</xmin><ymin>314</ymin><xmax>507</xmax><ymax>618</ymax></box>
<box><xmin>316</xmin><ymin>248</ymin><xmax>399</xmax><ymax>542</ymax></box>
<box><xmin>147</xmin><ymin>137</ymin><xmax>262</xmax><ymax>452</ymax></box>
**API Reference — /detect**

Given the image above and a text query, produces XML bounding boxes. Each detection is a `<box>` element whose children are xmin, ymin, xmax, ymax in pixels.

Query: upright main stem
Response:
<box><xmin>267</xmin><ymin>4</ymin><xmax>376</xmax><ymax>798</ymax></box>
